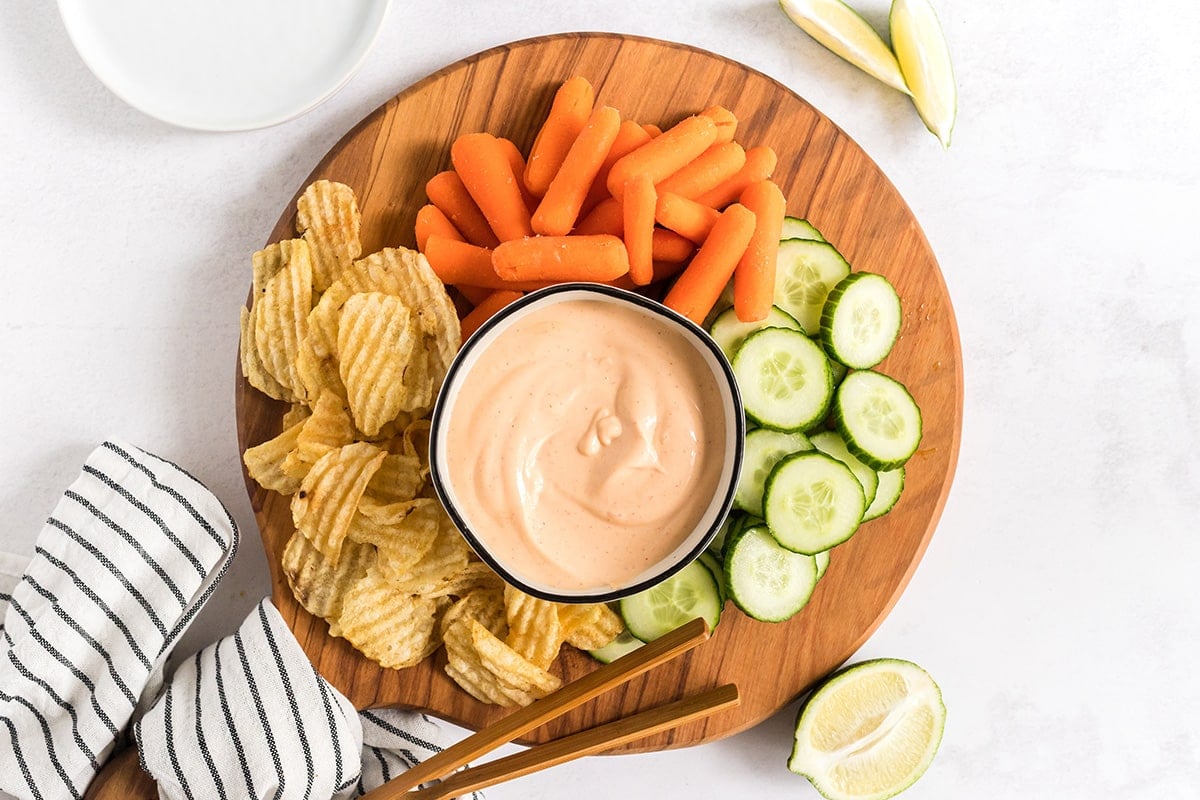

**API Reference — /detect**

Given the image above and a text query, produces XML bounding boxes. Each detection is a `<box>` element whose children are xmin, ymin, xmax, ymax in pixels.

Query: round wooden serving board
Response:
<box><xmin>235</xmin><ymin>33</ymin><xmax>963</xmax><ymax>753</ymax></box>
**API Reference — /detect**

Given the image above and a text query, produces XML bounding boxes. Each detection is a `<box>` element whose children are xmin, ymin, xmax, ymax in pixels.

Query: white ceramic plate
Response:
<box><xmin>57</xmin><ymin>0</ymin><xmax>391</xmax><ymax>131</ymax></box>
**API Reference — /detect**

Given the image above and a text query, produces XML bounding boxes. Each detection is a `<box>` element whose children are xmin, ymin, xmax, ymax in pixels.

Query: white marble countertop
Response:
<box><xmin>3</xmin><ymin>1</ymin><xmax>1198</xmax><ymax>798</ymax></box>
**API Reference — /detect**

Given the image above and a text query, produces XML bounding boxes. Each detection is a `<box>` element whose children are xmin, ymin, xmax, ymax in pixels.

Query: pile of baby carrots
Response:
<box><xmin>414</xmin><ymin>76</ymin><xmax>785</xmax><ymax>338</ymax></box>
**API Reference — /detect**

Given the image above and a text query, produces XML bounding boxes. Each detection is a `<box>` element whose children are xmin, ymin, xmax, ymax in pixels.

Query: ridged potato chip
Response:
<box><xmin>240</xmin><ymin>305</ymin><xmax>295</xmax><ymax>402</ymax></box>
<box><xmin>429</xmin><ymin>562</ymin><xmax>504</xmax><ymax>600</ymax></box>
<box><xmin>281</xmin><ymin>403</ymin><xmax>312</xmax><ymax>429</ymax></box>
<box><xmin>254</xmin><ymin>241</ymin><xmax>313</xmax><ymax>398</ymax></box>
<box><xmin>363</xmin><ymin>452</ymin><xmax>423</xmax><ymax>506</ymax></box>
<box><xmin>296</xmin><ymin>180</ymin><xmax>361</xmax><ymax>292</ymax></box>
<box><xmin>338</xmin><ymin>292</ymin><xmax>420</xmax><ymax>436</ymax></box>
<box><xmin>253</xmin><ymin>239</ymin><xmax>307</xmax><ymax>297</ymax></box>
<box><xmin>443</xmin><ymin>619</ymin><xmax>560</xmax><ymax>707</ymax></box>
<box><xmin>504</xmin><ymin>586</ymin><xmax>564</xmax><ymax>670</ymax></box>
<box><xmin>559</xmin><ymin>603</ymin><xmax>624</xmax><ymax>651</ymax></box>
<box><xmin>330</xmin><ymin>569</ymin><xmax>440</xmax><ymax>669</ymax></box>
<box><xmin>281</xmin><ymin>530</ymin><xmax>376</xmax><ymax>620</ymax></box>
<box><xmin>292</xmin><ymin>441</ymin><xmax>386</xmax><ymax>563</ymax></box>
<box><xmin>294</xmin><ymin>344</ymin><xmax>347</xmax><ymax>406</ymax></box>
<box><xmin>440</xmin><ymin>588</ymin><xmax>507</xmax><ymax>640</ymax></box>
<box><xmin>282</xmin><ymin>391</ymin><xmax>355</xmax><ymax>480</ymax></box>
<box><xmin>377</xmin><ymin>505</ymin><xmax>470</xmax><ymax>594</ymax></box>
<box><xmin>348</xmin><ymin>499</ymin><xmax>440</xmax><ymax>575</ymax></box>
<box><xmin>242</xmin><ymin>415</ymin><xmax>307</xmax><ymax>495</ymax></box>
<box><xmin>306</xmin><ymin>280</ymin><xmax>354</xmax><ymax>359</ymax></box>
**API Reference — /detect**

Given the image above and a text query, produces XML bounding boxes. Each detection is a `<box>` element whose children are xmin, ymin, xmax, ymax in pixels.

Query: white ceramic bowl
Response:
<box><xmin>429</xmin><ymin>283</ymin><xmax>744</xmax><ymax>603</ymax></box>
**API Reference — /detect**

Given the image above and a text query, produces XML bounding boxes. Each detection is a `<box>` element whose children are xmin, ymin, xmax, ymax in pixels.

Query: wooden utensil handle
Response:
<box><xmin>83</xmin><ymin>746</ymin><xmax>157</xmax><ymax>800</ymax></box>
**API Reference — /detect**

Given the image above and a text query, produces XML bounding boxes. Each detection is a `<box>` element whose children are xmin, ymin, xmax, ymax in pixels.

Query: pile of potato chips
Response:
<box><xmin>239</xmin><ymin>180</ymin><xmax>622</xmax><ymax>706</ymax></box>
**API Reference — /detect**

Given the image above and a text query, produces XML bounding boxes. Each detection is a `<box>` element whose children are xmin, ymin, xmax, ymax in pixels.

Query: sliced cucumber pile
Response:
<box><xmin>619</xmin><ymin>560</ymin><xmax>723</xmax><ymax>643</ymax></box>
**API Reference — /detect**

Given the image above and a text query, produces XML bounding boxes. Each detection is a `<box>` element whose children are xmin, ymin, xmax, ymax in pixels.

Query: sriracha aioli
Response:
<box><xmin>442</xmin><ymin>297</ymin><xmax>727</xmax><ymax>591</ymax></box>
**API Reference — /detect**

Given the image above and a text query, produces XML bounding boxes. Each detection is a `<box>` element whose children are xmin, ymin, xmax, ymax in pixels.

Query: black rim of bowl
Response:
<box><xmin>428</xmin><ymin>282</ymin><xmax>745</xmax><ymax>604</ymax></box>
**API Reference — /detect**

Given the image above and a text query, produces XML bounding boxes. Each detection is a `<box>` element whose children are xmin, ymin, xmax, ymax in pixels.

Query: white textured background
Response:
<box><xmin>2</xmin><ymin>1</ymin><xmax>1199</xmax><ymax>798</ymax></box>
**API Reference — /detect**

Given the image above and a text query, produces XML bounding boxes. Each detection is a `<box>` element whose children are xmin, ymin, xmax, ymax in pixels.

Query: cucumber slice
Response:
<box><xmin>781</xmin><ymin>216</ymin><xmax>827</xmax><ymax>243</ymax></box>
<box><xmin>733</xmin><ymin>328</ymin><xmax>833</xmax><ymax>432</ymax></box>
<box><xmin>815</xmin><ymin>549</ymin><xmax>831</xmax><ymax>581</ymax></box>
<box><xmin>735</xmin><ymin>428</ymin><xmax>813</xmax><ymax>516</ymax></box>
<box><xmin>697</xmin><ymin>550</ymin><xmax>727</xmax><ymax>606</ymax></box>
<box><xmin>707</xmin><ymin>513</ymin><xmax>738</xmax><ymax>559</ymax></box>
<box><xmin>820</xmin><ymin>272</ymin><xmax>902</xmax><ymax>369</ymax></box>
<box><xmin>834</xmin><ymin>370</ymin><xmax>923</xmax><ymax>470</ymax></box>
<box><xmin>764</xmin><ymin>452</ymin><xmax>865</xmax><ymax>554</ymax></box>
<box><xmin>809</xmin><ymin>430</ymin><xmax>879</xmax><ymax>509</ymax></box>
<box><xmin>726</xmin><ymin>525</ymin><xmax>819</xmax><ymax>622</ymax></box>
<box><xmin>864</xmin><ymin>466</ymin><xmax>905</xmax><ymax>521</ymax></box>
<box><xmin>619</xmin><ymin>560</ymin><xmax>723</xmax><ymax>642</ymax></box>
<box><xmin>588</xmin><ymin>629</ymin><xmax>644</xmax><ymax>664</ymax></box>
<box><xmin>773</xmin><ymin>239</ymin><xmax>851</xmax><ymax>334</ymax></box>
<box><xmin>708</xmin><ymin>305</ymin><xmax>806</xmax><ymax>361</ymax></box>
<box><xmin>828</xmin><ymin>356</ymin><xmax>849</xmax><ymax>388</ymax></box>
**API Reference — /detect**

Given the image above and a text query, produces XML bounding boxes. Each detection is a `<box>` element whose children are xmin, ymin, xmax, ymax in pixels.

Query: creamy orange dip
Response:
<box><xmin>441</xmin><ymin>296</ymin><xmax>728</xmax><ymax>591</ymax></box>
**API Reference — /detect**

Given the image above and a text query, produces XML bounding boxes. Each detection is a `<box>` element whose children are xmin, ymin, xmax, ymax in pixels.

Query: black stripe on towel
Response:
<box><xmin>4</xmin><ymin>649</ymin><xmax>100</xmax><ymax>770</ymax></box>
<box><xmin>213</xmin><ymin>638</ymin><xmax>257</xmax><ymax>798</ymax></box>
<box><xmin>234</xmin><ymin>626</ymin><xmax>286</xmax><ymax>800</ymax></box>
<box><xmin>314</xmin><ymin>671</ymin><xmax>346</xmax><ymax>789</ymax></box>
<box><xmin>193</xmin><ymin>651</ymin><xmax>230</xmax><ymax>800</ymax></box>
<box><xmin>258</xmin><ymin>603</ymin><xmax>315</xmax><ymax>798</ymax></box>
<box><xmin>163</xmin><ymin>680</ymin><xmax>196</xmax><ymax>800</ymax></box>
<box><xmin>362</xmin><ymin>709</ymin><xmax>443</xmax><ymax>754</ymax></box>
<box><xmin>0</xmin><ymin>688</ymin><xmax>81</xmax><ymax>799</ymax></box>
<box><xmin>2</xmin><ymin>715</ymin><xmax>45</xmax><ymax>800</ymax></box>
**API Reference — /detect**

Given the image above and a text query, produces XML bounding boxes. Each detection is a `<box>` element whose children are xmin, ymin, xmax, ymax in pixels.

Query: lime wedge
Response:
<box><xmin>779</xmin><ymin>0</ymin><xmax>910</xmax><ymax>95</ymax></box>
<box><xmin>890</xmin><ymin>0</ymin><xmax>957</xmax><ymax>147</ymax></box>
<box><xmin>789</xmin><ymin>659</ymin><xmax>945</xmax><ymax>800</ymax></box>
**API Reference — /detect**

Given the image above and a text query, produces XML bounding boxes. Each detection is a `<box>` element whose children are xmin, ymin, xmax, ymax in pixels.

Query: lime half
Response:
<box><xmin>890</xmin><ymin>0</ymin><xmax>957</xmax><ymax>147</ymax></box>
<box><xmin>779</xmin><ymin>0</ymin><xmax>910</xmax><ymax>96</ymax></box>
<box><xmin>789</xmin><ymin>659</ymin><xmax>945</xmax><ymax>800</ymax></box>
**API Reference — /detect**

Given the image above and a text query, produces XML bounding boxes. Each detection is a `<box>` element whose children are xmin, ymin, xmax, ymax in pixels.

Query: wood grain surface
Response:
<box><xmin>235</xmin><ymin>33</ymin><xmax>963</xmax><ymax>753</ymax></box>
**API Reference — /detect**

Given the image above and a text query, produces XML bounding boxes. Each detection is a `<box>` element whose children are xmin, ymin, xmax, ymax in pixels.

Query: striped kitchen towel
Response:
<box><xmin>0</xmin><ymin>440</ymin><xmax>238</xmax><ymax>800</ymax></box>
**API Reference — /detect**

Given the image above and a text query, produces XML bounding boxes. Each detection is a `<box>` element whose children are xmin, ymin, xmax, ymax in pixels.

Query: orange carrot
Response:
<box><xmin>580</xmin><ymin>120</ymin><xmax>652</xmax><ymax>216</ymax></box>
<box><xmin>608</xmin><ymin>259</ymin><xmax>687</xmax><ymax>290</ymax></box>
<box><xmin>693</xmin><ymin>145</ymin><xmax>778</xmax><ymax>209</ymax></box>
<box><xmin>426</xmin><ymin>171</ymin><xmax>499</xmax><ymax>248</ymax></box>
<box><xmin>574</xmin><ymin>196</ymin><xmax>624</xmax><ymax>236</ymax></box>
<box><xmin>497</xmin><ymin>137</ymin><xmax>539</xmax><ymax>213</ymax></box>
<box><xmin>533</xmin><ymin>105</ymin><xmax>622</xmax><ymax>236</ymax></box>
<box><xmin>656</xmin><ymin>141</ymin><xmax>746</xmax><ymax>201</ymax></box>
<box><xmin>734</xmin><ymin>180</ymin><xmax>787</xmax><ymax>323</ymax></box>
<box><xmin>606</xmin><ymin>115</ymin><xmax>718</xmax><ymax>199</ymax></box>
<box><xmin>652</xmin><ymin>228</ymin><xmax>697</xmax><ymax>263</ymax></box>
<box><xmin>456</xmin><ymin>284</ymin><xmax>494</xmax><ymax>306</ymax></box>
<box><xmin>663</xmin><ymin>203</ymin><xmax>757</xmax><ymax>325</ymax></box>
<box><xmin>655</xmin><ymin>191</ymin><xmax>722</xmax><ymax>244</ymax></box>
<box><xmin>451</xmin><ymin>133</ymin><xmax>533</xmax><ymax>242</ymax></box>
<box><xmin>424</xmin><ymin>236</ymin><xmax>551</xmax><ymax>291</ymax></box>
<box><xmin>642</xmin><ymin>123</ymin><xmax>662</xmax><ymax>137</ymax></box>
<box><xmin>623</xmin><ymin>174</ymin><xmax>657</xmax><ymax>286</ymax></box>
<box><xmin>460</xmin><ymin>290</ymin><xmax>524</xmax><ymax>338</ymax></box>
<box><xmin>524</xmin><ymin>76</ymin><xmax>595</xmax><ymax>197</ymax></box>
<box><xmin>493</xmin><ymin>234</ymin><xmax>630</xmax><ymax>283</ymax></box>
<box><xmin>414</xmin><ymin>204</ymin><xmax>463</xmax><ymax>252</ymax></box>
<box><xmin>700</xmin><ymin>106</ymin><xmax>738</xmax><ymax>144</ymax></box>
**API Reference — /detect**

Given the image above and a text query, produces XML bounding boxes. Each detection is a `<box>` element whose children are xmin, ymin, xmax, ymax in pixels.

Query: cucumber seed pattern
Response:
<box><xmin>760</xmin><ymin>352</ymin><xmax>808</xmax><ymax>400</ymax></box>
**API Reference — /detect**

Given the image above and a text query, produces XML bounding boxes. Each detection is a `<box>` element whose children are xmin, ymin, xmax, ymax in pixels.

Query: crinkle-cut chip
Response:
<box><xmin>402</xmin><ymin>419</ymin><xmax>432</xmax><ymax>467</ymax></box>
<box><xmin>559</xmin><ymin>603</ymin><xmax>624</xmax><ymax>651</ymax></box>
<box><xmin>441</xmin><ymin>588</ymin><xmax>507</xmax><ymax>640</ymax></box>
<box><xmin>254</xmin><ymin>243</ymin><xmax>313</xmax><ymax>397</ymax></box>
<box><xmin>286</xmin><ymin>391</ymin><xmax>354</xmax><ymax>475</ymax></box>
<box><xmin>307</xmin><ymin>280</ymin><xmax>354</xmax><ymax>359</ymax></box>
<box><xmin>504</xmin><ymin>585</ymin><xmax>564</xmax><ymax>670</ymax></box>
<box><xmin>426</xmin><ymin>562</ymin><xmax>504</xmax><ymax>600</ymax></box>
<box><xmin>296</xmin><ymin>180</ymin><xmax>361</xmax><ymax>293</ymax></box>
<box><xmin>281</xmin><ymin>530</ymin><xmax>376</xmax><ymax>620</ymax></box>
<box><xmin>363</xmin><ymin>453</ymin><xmax>423</xmax><ymax>505</ymax></box>
<box><xmin>342</xmin><ymin>248</ymin><xmax>461</xmax><ymax>386</ymax></box>
<box><xmin>295</xmin><ymin>343</ymin><xmax>347</xmax><ymax>406</ymax></box>
<box><xmin>360</xmin><ymin>496</ymin><xmax>435</xmax><ymax>526</ymax></box>
<box><xmin>468</xmin><ymin>619</ymin><xmax>561</xmax><ymax>700</ymax></box>
<box><xmin>443</xmin><ymin>627</ymin><xmax>521</xmax><ymax>708</ymax></box>
<box><xmin>243</xmin><ymin>416</ymin><xmax>307</xmax><ymax>495</ymax></box>
<box><xmin>399</xmin><ymin>343</ymin><xmax>435</xmax><ymax>417</ymax></box>
<box><xmin>442</xmin><ymin>619</ymin><xmax>553</xmax><ymax>707</ymax></box>
<box><xmin>349</xmin><ymin>502</ymin><xmax>440</xmax><ymax>575</ymax></box>
<box><xmin>240</xmin><ymin>305</ymin><xmax>295</xmax><ymax>402</ymax></box>
<box><xmin>377</xmin><ymin>508</ymin><xmax>470</xmax><ymax>595</ymax></box>
<box><xmin>291</xmin><ymin>441</ymin><xmax>386</xmax><ymax>563</ymax></box>
<box><xmin>329</xmin><ymin>572</ymin><xmax>438</xmax><ymax>670</ymax></box>
<box><xmin>281</xmin><ymin>404</ymin><xmax>312</xmax><ymax>430</ymax></box>
<box><xmin>337</xmin><ymin>292</ymin><xmax>419</xmax><ymax>436</ymax></box>
<box><xmin>253</xmin><ymin>239</ymin><xmax>309</xmax><ymax>297</ymax></box>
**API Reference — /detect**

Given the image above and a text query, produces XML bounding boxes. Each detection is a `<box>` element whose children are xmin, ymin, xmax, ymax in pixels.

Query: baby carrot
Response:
<box><xmin>580</xmin><ymin>120</ymin><xmax>652</xmax><ymax>216</ymax></box>
<box><xmin>700</xmin><ymin>105</ymin><xmax>738</xmax><ymax>144</ymax></box>
<box><xmin>424</xmin><ymin>236</ymin><xmax>551</xmax><ymax>291</ymax></box>
<box><xmin>693</xmin><ymin>145</ymin><xmax>778</xmax><ymax>209</ymax></box>
<box><xmin>663</xmin><ymin>203</ymin><xmax>757</xmax><ymax>325</ymax></box>
<box><xmin>524</xmin><ymin>76</ymin><xmax>595</xmax><ymax>197</ymax></box>
<box><xmin>493</xmin><ymin>234</ymin><xmax>630</xmax><ymax>283</ymax></box>
<box><xmin>656</xmin><ymin>141</ymin><xmax>747</xmax><ymax>200</ymax></box>
<box><xmin>655</xmin><ymin>191</ymin><xmax>721</xmax><ymax>243</ymax></box>
<box><xmin>497</xmin><ymin>137</ymin><xmax>539</xmax><ymax>213</ymax></box>
<box><xmin>414</xmin><ymin>204</ymin><xmax>463</xmax><ymax>252</ymax></box>
<box><xmin>456</xmin><ymin>284</ymin><xmax>494</xmax><ymax>306</ymax></box>
<box><xmin>652</xmin><ymin>228</ymin><xmax>697</xmax><ymax>263</ymax></box>
<box><xmin>606</xmin><ymin>114</ymin><xmax>718</xmax><ymax>199</ymax></box>
<box><xmin>533</xmin><ymin>105</ymin><xmax>622</xmax><ymax>236</ymax></box>
<box><xmin>574</xmin><ymin>196</ymin><xmax>624</xmax><ymax>236</ymax></box>
<box><xmin>734</xmin><ymin>180</ymin><xmax>787</xmax><ymax>323</ymax></box>
<box><xmin>642</xmin><ymin>123</ymin><xmax>663</xmax><ymax>137</ymax></box>
<box><xmin>460</xmin><ymin>290</ymin><xmax>524</xmax><ymax>338</ymax></box>
<box><xmin>623</xmin><ymin>174</ymin><xmax>657</xmax><ymax>286</ymax></box>
<box><xmin>451</xmin><ymin>133</ymin><xmax>533</xmax><ymax>242</ymax></box>
<box><xmin>608</xmin><ymin>259</ymin><xmax>687</xmax><ymax>290</ymax></box>
<box><xmin>426</xmin><ymin>171</ymin><xmax>499</xmax><ymax>248</ymax></box>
